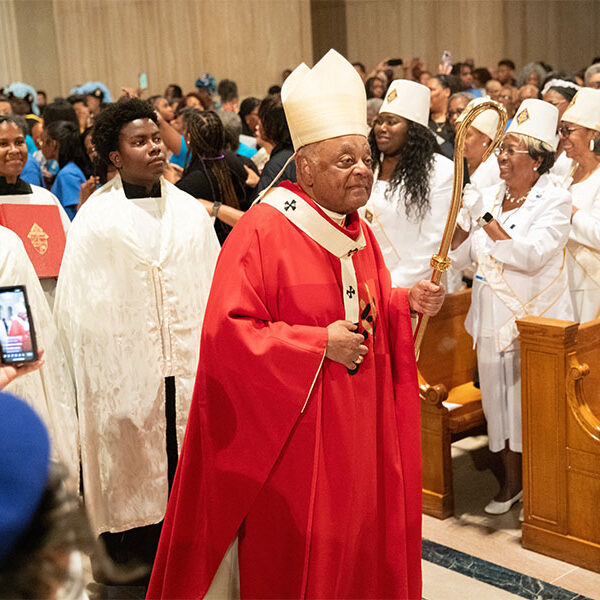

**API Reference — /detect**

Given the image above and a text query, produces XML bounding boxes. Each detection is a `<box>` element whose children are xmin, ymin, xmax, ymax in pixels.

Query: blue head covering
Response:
<box><xmin>0</xmin><ymin>392</ymin><xmax>50</xmax><ymax>563</ymax></box>
<box><xmin>71</xmin><ymin>81</ymin><xmax>113</xmax><ymax>103</ymax></box>
<box><xmin>4</xmin><ymin>82</ymin><xmax>39</xmax><ymax>116</ymax></box>
<box><xmin>195</xmin><ymin>73</ymin><xmax>216</xmax><ymax>95</ymax></box>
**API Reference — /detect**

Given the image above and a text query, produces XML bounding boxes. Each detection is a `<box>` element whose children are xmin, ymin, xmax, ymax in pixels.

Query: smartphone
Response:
<box><xmin>386</xmin><ymin>58</ymin><xmax>403</xmax><ymax>66</ymax></box>
<box><xmin>139</xmin><ymin>72</ymin><xmax>148</xmax><ymax>90</ymax></box>
<box><xmin>441</xmin><ymin>50</ymin><xmax>452</xmax><ymax>70</ymax></box>
<box><xmin>0</xmin><ymin>285</ymin><xmax>38</xmax><ymax>364</ymax></box>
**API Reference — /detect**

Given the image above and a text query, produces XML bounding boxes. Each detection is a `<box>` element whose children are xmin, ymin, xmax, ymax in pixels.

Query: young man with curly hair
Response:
<box><xmin>53</xmin><ymin>98</ymin><xmax>220</xmax><ymax>587</ymax></box>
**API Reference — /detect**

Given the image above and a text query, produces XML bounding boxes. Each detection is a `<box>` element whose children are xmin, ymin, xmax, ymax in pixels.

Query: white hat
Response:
<box><xmin>378</xmin><ymin>80</ymin><xmax>430</xmax><ymax>127</ymax></box>
<box><xmin>506</xmin><ymin>99</ymin><xmax>559</xmax><ymax>150</ymax></box>
<box><xmin>561</xmin><ymin>88</ymin><xmax>600</xmax><ymax>132</ymax></box>
<box><xmin>281</xmin><ymin>49</ymin><xmax>368</xmax><ymax>151</ymax></box>
<box><xmin>456</xmin><ymin>97</ymin><xmax>500</xmax><ymax>140</ymax></box>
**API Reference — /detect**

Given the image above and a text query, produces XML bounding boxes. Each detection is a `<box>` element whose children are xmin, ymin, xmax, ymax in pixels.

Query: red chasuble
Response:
<box><xmin>147</xmin><ymin>182</ymin><xmax>422</xmax><ymax>599</ymax></box>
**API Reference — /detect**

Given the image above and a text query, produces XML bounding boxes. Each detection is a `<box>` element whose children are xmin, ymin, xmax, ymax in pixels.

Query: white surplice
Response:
<box><xmin>53</xmin><ymin>174</ymin><xmax>220</xmax><ymax>536</ymax></box>
<box><xmin>361</xmin><ymin>153</ymin><xmax>463</xmax><ymax>291</ymax></box>
<box><xmin>0</xmin><ymin>225</ymin><xmax>79</xmax><ymax>487</ymax></box>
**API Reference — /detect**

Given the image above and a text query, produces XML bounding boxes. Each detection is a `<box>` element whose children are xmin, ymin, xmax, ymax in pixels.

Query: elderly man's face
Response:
<box><xmin>298</xmin><ymin>134</ymin><xmax>373</xmax><ymax>214</ymax></box>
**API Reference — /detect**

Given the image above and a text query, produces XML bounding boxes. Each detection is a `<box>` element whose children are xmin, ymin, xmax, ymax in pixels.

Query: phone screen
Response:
<box><xmin>0</xmin><ymin>285</ymin><xmax>38</xmax><ymax>364</ymax></box>
<box><xmin>139</xmin><ymin>72</ymin><xmax>148</xmax><ymax>90</ymax></box>
<box><xmin>442</xmin><ymin>51</ymin><xmax>452</xmax><ymax>68</ymax></box>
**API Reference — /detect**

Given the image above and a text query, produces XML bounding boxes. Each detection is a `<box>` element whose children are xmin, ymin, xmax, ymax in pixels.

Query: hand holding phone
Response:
<box><xmin>440</xmin><ymin>50</ymin><xmax>452</xmax><ymax>74</ymax></box>
<box><xmin>0</xmin><ymin>285</ymin><xmax>39</xmax><ymax>365</ymax></box>
<box><xmin>0</xmin><ymin>350</ymin><xmax>44</xmax><ymax>389</ymax></box>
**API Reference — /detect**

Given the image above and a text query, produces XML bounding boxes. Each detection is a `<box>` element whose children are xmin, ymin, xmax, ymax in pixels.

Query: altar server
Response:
<box><xmin>0</xmin><ymin>225</ymin><xmax>79</xmax><ymax>489</ymax></box>
<box><xmin>0</xmin><ymin>115</ymin><xmax>70</xmax><ymax>307</ymax></box>
<box><xmin>54</xmin><ymin>98</ymin><xmax>220</xmax><ymax>584</ymax></box>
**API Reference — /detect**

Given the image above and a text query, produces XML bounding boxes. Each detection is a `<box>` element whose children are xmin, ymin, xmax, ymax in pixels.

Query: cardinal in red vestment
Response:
<box><xmin>147</xmin><ymin>49</ymin><xmax>445</xmax><ymax>600</ymax></box>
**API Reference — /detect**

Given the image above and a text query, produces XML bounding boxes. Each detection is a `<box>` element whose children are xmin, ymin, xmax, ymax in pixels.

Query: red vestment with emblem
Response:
<box><xmin>147</xmin><ymin>181</ymin><xmax>422</xmax><ymax>599</ymax></box>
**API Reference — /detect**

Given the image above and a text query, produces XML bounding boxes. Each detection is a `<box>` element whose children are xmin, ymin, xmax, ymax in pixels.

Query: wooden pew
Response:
<box><xmin>518</xmin><ymin>316</ymin><xmax>600</xmax><ymax>573</ymax></box>
<box><xmin>418</xmin><ymin>289</ymin><xmax>484</xmax><ymax>519</ymax></box>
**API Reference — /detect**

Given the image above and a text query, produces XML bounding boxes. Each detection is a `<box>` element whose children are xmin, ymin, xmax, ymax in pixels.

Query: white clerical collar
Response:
<box><xmin>315</xmin><ymin>202</ymin><xmax>346</xmax><ymax>226</ymax></box>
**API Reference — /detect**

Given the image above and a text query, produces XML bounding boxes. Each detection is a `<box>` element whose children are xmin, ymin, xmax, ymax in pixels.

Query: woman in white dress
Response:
<box><xmin>362</xmin><ymin>79</ymin><xmax>461</xmax><ymax>291</ymax></box>
<box><xmin>452</xmin><ymin>99</ymin><xmax>573</xmax><ymax>514</ymax></box>
<box><xmin>559</xmin><ymin>87</ymin><xmax>600</xmax><ymax>321</ymax></box>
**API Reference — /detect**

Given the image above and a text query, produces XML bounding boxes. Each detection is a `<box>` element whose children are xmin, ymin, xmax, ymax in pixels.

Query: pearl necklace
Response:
<box><xmin>504</xmin><ymin>188</ymin><xmax>528</xmax><ymax>205</ymax></box>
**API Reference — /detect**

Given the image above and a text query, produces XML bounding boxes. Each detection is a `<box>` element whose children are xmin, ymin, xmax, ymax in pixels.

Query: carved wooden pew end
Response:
<box><xmin>518</xmin><ymin>316</ymin><xmax>600</xmax><ymax>574</ymax></box>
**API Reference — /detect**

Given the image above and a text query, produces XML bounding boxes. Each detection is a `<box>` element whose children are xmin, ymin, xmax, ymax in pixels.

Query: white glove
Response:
<box><xmin>462</xmin><ymin>184</ymin><xmax>484</xmax><ymax>226</ymax></box>
<box><xmin>456</xmin><ymin>207</ymin><xmax>472</xmax><ymax>233</ymax></box>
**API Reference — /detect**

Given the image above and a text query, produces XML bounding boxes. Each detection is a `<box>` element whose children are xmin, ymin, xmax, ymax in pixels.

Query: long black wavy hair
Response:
<box><xmin>369</xmin><ymin>119</ymin><xmax>437</xmax><ymax>221</ymax></box>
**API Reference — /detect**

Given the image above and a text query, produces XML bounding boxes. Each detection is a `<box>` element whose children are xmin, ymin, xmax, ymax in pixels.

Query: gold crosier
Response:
<box><xmin>413</xmin><ymin>100</ymin><xmax>508</xmax><ymax>358</ymax></box>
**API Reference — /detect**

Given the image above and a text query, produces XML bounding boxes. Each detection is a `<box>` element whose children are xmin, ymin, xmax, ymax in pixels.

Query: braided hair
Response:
<box><xmin>369</xmin><ymin>120</ymin><xmax>437</xmax><ymax>221</ymax></box>
<box><xmin>184</xmin><ymin>110</ymin><xmax>239</xmax><ymax>209</ymax></box>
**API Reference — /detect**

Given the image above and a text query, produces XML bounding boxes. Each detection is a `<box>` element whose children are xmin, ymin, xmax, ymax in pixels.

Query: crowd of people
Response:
<box><xmin>1</xmin><ymin>49</ymin><xmax>600</xmax><ymax>599</ymax></box>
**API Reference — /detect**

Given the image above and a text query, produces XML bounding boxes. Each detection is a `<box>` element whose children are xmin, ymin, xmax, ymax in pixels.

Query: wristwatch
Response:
<box><xmin>477</xmin><ymin>212</ymin><xmax>494</xmax><ymax>228</ymax></box>
<box><xmin>212</xmin><ymin>201</ymin><xmax>222</xmax><ymax>219</ymax></box>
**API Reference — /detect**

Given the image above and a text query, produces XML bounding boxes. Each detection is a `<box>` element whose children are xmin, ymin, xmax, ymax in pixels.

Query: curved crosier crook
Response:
<box><xmin>413</xmin><ymin>100</ymin><xmax>508</xmax><ymax>359</ymax></box>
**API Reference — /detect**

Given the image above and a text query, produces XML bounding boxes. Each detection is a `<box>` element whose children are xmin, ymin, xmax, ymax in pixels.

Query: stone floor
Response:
<box><xmin>83</xmin><ymin>435</ymin><xmax>600</xmax><ymax>599</ymax></box>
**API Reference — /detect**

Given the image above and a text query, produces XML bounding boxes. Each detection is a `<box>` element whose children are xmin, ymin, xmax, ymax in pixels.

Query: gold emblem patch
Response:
<box><xmin>27</xmin><ymin>222</ymin><xmax>49</xmax><ymax>255</ymax></box>
<box><xmin>386</xmin><ymin>88</ymin><xmax>398</xmax><ymax>103</ymax></box>
<box><xmin>364</xmin><ymin>209</ymin><xmax>373</xmax><ymax>223</ymax></box>
<box><xmin>516</xmin><ymin>108</ymin><xmax>530</xmax><ymax>125</ymax></box>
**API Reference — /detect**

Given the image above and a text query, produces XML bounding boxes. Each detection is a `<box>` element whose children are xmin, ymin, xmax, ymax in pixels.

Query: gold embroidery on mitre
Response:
<box><xmin>386</xmin><ymin>88</ymin><xmax>398</xmax><ymax>103</ymax></box>
<box><xmin>516</xmin><ymin>108</ymin><xmax>530</xmax><ymax>125</ymax></box>
<box><xmin>27</xmin><ymin>222</ymin><xmax>49</xmax><ymax>255</ymax></box>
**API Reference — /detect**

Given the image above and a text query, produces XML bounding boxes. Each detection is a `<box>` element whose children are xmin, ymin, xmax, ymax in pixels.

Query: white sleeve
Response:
<box><xmin>449</xmin><ymin>231</ymin><xmax>475</xmax><ymax>271</ymax></box>
<box><xmin>570</xmin><ymin>191</ymin><xmax>600</xmax><ymax>249</ymax></box>
<box><xmin>490</xmin><ymin>189</ymin><xmax>572</xmax><ymax>273</ymax></box>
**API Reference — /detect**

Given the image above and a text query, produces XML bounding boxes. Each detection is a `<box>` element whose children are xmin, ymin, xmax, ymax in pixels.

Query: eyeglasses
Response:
<box><xmin>558</xmin><ymin>125</ymin><xmax>581</xmax><ymax>138</ymax></box>
<box><xmin>494</xmin><ymin>146</ymin><xmax>530</xmax><ymax>157</ymax></box>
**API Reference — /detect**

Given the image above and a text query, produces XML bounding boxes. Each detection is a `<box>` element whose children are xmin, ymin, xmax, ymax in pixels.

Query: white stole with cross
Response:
<box><xmin>259</xmin><ymin>186</ymin><xmax>366</xmax><ymax>323</ymax></box>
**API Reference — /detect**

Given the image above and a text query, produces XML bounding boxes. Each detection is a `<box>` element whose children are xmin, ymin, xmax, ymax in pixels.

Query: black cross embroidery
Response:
<box><xmin>346</xmin><ymin>286</ymin><xmax>356</xmax><ymax>299</ymax></box>
<box><xmin>284</xmin><ymin>199</ymin><xmax>297</xmax><ymax>212</ymax></box>
<box><xmin>347</xmin><ymin>248</ymin><xmax>359</xmax><ymax>257</ymax></box>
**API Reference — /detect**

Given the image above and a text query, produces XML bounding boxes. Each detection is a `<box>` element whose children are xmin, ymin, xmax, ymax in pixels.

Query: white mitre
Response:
<box><xmin>506</xmin><ymin>99</ymin><xmax>559</xmax><ymax>150</ymax></box>
<box><xmin>282</xmin><ymin>49</ymin><xmax>369</xmax><ymax>151</ymax></box>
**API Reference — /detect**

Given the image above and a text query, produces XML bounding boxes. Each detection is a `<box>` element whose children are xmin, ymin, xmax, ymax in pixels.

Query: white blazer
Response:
<box><xmin>452</xmin><ymin>174</ymin><xmax>574</xmax><ymax>350</ymax></box>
